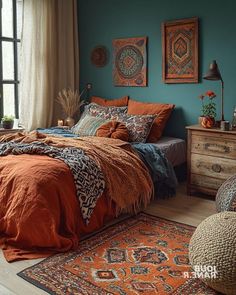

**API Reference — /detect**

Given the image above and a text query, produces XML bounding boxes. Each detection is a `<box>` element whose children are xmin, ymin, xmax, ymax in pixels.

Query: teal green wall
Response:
<box><xmin>78</xmin><ymin>0</ymin><xmax>236</xmax><ymax>139</ymax></box>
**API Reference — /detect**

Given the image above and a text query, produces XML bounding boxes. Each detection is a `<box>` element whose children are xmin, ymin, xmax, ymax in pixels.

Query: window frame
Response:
<box><xmin>0</xmin><ymin>0</ymin><xmax>20</xmax><ymax>119</ymax></box>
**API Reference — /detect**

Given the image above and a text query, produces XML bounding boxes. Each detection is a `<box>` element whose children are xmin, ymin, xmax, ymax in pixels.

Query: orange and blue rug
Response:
<box><xmin>18</xmin><ymin>213</ymin><xmax>218</xmax><ymax>294</ymax></box>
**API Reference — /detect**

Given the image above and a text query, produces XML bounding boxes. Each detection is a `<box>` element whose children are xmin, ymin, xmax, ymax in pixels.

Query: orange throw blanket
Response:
<box><xmin>0</xmin><ymin>132</ymin><xmax>153</xmax><ymax>262</ymax></box>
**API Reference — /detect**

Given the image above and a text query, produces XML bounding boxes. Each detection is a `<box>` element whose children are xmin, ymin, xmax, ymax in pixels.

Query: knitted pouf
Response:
<box><xmin>216</xmin><ymin>175</ymin><xmax>236</xmax><ymax>212</ymax></box>
<box><xmin>189</xmin><ymin>212</ymin><xmax>236</xmax><ymax>295</ymax></box>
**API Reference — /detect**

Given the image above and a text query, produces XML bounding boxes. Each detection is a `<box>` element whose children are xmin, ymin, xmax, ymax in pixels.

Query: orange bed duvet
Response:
<box><xmin>0</xmin><ymin>132</ymin><xmax>153</xmax><ymax>262</ymax></box>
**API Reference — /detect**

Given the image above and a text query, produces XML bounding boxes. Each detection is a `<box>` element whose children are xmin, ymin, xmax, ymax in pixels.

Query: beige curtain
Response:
<box><xmin>20</xmin><ymin>0</ymin><xmax>79</xmax><ymax>131</ymax></box>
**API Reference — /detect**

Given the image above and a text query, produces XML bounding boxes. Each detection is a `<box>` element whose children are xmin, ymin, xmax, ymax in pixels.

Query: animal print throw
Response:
<box><xmin>0</xmin><ymin>141</ymin><xmax>105</xmax><ymax>224</ymax></box>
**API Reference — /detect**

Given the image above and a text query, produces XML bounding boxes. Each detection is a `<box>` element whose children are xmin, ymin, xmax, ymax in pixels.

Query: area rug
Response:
<box><xmin>18</xmin><ymin>213</ymin><xmax>218</xmax><ymax>294</ymax></box>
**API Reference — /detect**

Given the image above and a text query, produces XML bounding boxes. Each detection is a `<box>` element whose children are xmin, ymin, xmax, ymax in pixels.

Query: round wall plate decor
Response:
<box><xmin>90</xmin><ymin>46</ymin><xmax>108</xmax><ymax>67</ymax></box>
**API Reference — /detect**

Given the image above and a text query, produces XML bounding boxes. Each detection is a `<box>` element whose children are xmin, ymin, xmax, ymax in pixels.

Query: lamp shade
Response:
<box><xmin>203</xmin><ymin>60</ymin><xmax>223</xmax><ymax>81</ymax></box>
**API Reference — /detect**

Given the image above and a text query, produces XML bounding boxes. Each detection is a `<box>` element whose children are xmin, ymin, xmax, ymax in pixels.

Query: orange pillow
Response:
<box><xmin>91</xmin><ymin>96</ymin><xmax>128</xmax><ymax>107</ymax></box>
<box><xmin>96</xmin><ymin>121</ymin><xmax>129</xmax><ymax>141</ymax></box>
<box><xmin>127</xmin><ymin>99</ymin><xmax>175</xmax><ymax>142</ymax></box>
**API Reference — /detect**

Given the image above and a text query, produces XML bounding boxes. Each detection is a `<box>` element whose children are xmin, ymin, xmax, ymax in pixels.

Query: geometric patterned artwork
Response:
<box><xmin>162</xmin><ymin>17</ymin><xmax>199</xmax><ymax>83</ymax></box>
<box><xmin>113</xmin><ymin>37</ymin><xmax>147</xmax><ymax>86</ymax></box>
<box><xmin>18</xmin><ymin>213</ymin><xmax>218</xmax><ymax>294</ymax></box>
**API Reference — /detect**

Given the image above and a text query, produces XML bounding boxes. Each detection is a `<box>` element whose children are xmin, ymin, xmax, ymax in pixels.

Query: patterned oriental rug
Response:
<box><xmin>18</xmin><ymin>213</ymin><xmax>218</xmax><ymax>294</ymax></box>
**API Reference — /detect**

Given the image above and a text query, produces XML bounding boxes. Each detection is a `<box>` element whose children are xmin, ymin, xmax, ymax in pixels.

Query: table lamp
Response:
<box><xmin>203</xmin><ymin>60</ymin><xmax>224</xmax><ymax>121</ymax></box>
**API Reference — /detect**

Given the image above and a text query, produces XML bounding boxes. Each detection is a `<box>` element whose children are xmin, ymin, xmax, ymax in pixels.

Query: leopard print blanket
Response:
<box><xmin>0</xmin><ymin>141</ymin><xmax>105</xmax><ymax>224</ymax></box>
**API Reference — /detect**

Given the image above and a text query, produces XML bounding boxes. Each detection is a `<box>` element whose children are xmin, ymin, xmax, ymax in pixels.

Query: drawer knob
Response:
<box><xmin>212</xmin><ymin>164</ymin><xmax>222</xmax><ymax>173</ymax></box>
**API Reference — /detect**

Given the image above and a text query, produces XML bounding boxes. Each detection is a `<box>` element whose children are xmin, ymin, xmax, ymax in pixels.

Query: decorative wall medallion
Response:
<box><xmin>113</xmin><ymin>37</ymin><xmax>147</xmax><ymax>86</ymax></box>
<box><xmin>90</xmin><ymin>46</ymin><xmax>108</xmax><ymax>67</ymax></box>
<box><xmin>162</xmin><ymin>17</ymin><xmax>199</xmax><ymax>83</ymax></box>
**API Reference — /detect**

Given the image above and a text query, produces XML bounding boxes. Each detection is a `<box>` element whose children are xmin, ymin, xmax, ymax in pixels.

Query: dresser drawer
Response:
<box><xmin>191</xmin><ymin>135</ymin><xmax>236</xmax><ymax>159</ymax></box>
<box><xmin>191</xmin><ymin>174</ymin><xmax>225</xmax><ymax>190</ymax></box>
<box><xmin>191</xmin><ymin>153</ymin><xmax>236</xmax><ymax>180</ymax></box>
<box><xmin>187</xmin><ymin>125</ymin><xmax>236</xmax><ymax>196</ymax></box>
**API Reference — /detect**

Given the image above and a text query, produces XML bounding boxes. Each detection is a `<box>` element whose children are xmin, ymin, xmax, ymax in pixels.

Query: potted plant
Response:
<box><xmin>198</xmin><ymin>91</ymin><xmax>217</xmax><ymax>128</ymax></box>
<box><xmin>1</xmin><ymin>115</ymin><xmax>14</xmax><ymax>129</ymax></box>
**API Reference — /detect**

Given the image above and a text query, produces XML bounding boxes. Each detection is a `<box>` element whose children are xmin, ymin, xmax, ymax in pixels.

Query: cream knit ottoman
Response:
<box><xmin>189</xmin><ymin>212</ymin><xmax>236</xmax><ymax>295</ymax></box>
<box><xmin>216</xmin><ymin>175</ymin><xmax>236</xmax><ymax>212</ymax></box>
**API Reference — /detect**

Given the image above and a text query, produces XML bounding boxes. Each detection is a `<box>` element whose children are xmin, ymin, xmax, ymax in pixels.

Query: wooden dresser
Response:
<box><xmin>186</xmin><ymin>125</ymin><xmax>236</xmax><ymax>196</ymax></box>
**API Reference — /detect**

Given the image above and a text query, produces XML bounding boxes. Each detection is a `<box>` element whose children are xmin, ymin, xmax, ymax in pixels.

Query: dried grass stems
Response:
<box><xmin>57</xmin><ymin>88</ymin><xmax>85</xmax><ymax>117</ymax></box>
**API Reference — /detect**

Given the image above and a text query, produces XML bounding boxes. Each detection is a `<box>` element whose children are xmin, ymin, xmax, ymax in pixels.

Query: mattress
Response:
<box><xmin>37</xmin><ymin>128</ymin><xmax>186</xmax><ymax>167</ymax></box>
<box><xmin>152</xmin><ymin>136</ymin><xmax>186</xmax><ymax>167</ymax></box>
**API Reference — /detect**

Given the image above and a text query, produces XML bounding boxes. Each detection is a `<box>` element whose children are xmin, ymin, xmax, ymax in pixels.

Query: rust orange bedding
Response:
<box><xmin>0</xmin><ymin>133</ymin><xmax>153</xmax><ymax>262</ymax></box>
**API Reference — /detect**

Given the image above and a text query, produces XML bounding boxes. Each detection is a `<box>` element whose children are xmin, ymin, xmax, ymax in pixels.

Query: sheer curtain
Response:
<box><xmin>20</xmin><ymin>0</ymin><xmax>79</xmax><ymax>131</ymax></box>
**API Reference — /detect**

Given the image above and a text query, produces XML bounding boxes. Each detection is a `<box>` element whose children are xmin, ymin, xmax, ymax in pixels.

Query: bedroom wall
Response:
<box><xmin>78</xmin><ymin>0</ymin><xmax>236</xmax><ymax>139</ymax></box>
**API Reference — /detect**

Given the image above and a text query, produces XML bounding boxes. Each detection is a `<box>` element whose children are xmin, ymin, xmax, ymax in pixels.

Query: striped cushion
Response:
<box><xmin>71</xmin><ymin>114</ymin><xmax>109</xmax><ymax>136</ymax></box>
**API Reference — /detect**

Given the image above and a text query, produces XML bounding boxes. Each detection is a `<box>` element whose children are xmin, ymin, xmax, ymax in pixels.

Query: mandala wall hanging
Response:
<box><xmin>112</xmin><ymin>37</ymin><xmax>147</xmax><ymax>87</ymax></box>
<box><xmin>162</xmin><ymin>17</ymin><xmax>199</xmax><ymax>83</ymax></box>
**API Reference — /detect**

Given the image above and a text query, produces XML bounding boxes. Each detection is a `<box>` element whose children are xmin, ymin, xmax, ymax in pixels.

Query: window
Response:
<box><xmin>0</xmin><ymin>0</ymin><xmax>23</xmax><ymax>119</ymax></box>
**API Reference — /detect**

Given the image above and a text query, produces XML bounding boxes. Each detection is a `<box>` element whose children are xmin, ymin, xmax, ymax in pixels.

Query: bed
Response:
<box><xmin>0</xmin><ymin>100</ymin><xmax>186</xmax><ymax>262</ymax></box>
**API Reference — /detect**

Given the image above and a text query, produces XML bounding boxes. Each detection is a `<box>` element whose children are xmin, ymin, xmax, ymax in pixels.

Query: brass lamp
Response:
<box><xmin>203</xmin><ymin>60</ymin><xmax>224</xmax><ymax>121</ymax></box>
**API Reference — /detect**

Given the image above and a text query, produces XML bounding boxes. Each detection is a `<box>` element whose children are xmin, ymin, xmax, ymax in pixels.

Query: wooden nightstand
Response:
<box><xmin>186</xmin><ymin>125</ymin><xmax>236</xmax><ymax>196</ymax></box>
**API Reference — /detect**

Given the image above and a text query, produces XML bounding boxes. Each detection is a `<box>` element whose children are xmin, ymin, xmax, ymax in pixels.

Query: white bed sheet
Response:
<box><xmin>151</xmin><ymin>136</ymin><xmax>186</xmax><ymax>167</ymax></box>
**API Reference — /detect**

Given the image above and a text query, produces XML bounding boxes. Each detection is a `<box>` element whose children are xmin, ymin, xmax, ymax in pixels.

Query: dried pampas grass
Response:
<box><xmin>57</xmin><ymin>88</ymin><xmax>84</xmax><ymax>117</ymax></box>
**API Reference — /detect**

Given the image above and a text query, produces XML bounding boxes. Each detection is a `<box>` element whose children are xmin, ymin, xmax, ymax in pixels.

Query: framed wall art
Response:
<box><xmin>113</xmin><ymin>37</ymin><xmax>147</xmax><ymax>87</ymax></box>
<box><xmin>162</xmin><ymin>17</ymin><xmax>199</xmax><ymax>83</ymax></box>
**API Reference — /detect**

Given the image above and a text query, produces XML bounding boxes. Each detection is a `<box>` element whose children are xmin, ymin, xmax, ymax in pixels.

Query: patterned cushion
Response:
<box><xmin>216</xmin><ymin>174</ymin><xmax>236</xmax><ymax>212</ymax></box>
<box><xmin>96</xmin><ymin>121</ymin><xmax>129</xmax><ymax>141</ymax></box>
<box><xmin>71</xmin><ymin>114</ymin><xmax>109</xmax><ymax>136</ymax></box>
<box><xmin>116</xmin><ymin>113</ymin><xmax>156</xmax><ymax>143</ymax></box>
<box><xmin>127</xmin><ymin>99</ymin><xmax>175</xmax><ymax>142</ymax></box>
<box><xmin>83</xmin><ymin>103</ymin><xmax>127</xmax><ymax>120</ymax></box>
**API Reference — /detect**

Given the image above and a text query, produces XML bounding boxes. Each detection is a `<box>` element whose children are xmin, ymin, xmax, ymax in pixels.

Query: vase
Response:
<box><xmin>201</xmin><ymin>116</ymin><xmax>215</xmax><ymax>128</ymax></box>
<box><xmin>65</xmin><ymin>117</ymin><xmax>75</xmax><ymax>128</ymax></box>
<box><xmin>198</xmin><ymin>116</ymin><xmax>205</xmax><ymax>126</ymax></box>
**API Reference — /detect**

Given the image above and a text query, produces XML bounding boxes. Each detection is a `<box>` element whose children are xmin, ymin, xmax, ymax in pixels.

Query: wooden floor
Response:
<box><xmin>0</xmin><ymin>182</ymin><xmax>216</xmax><ymax>295</ymax></box>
